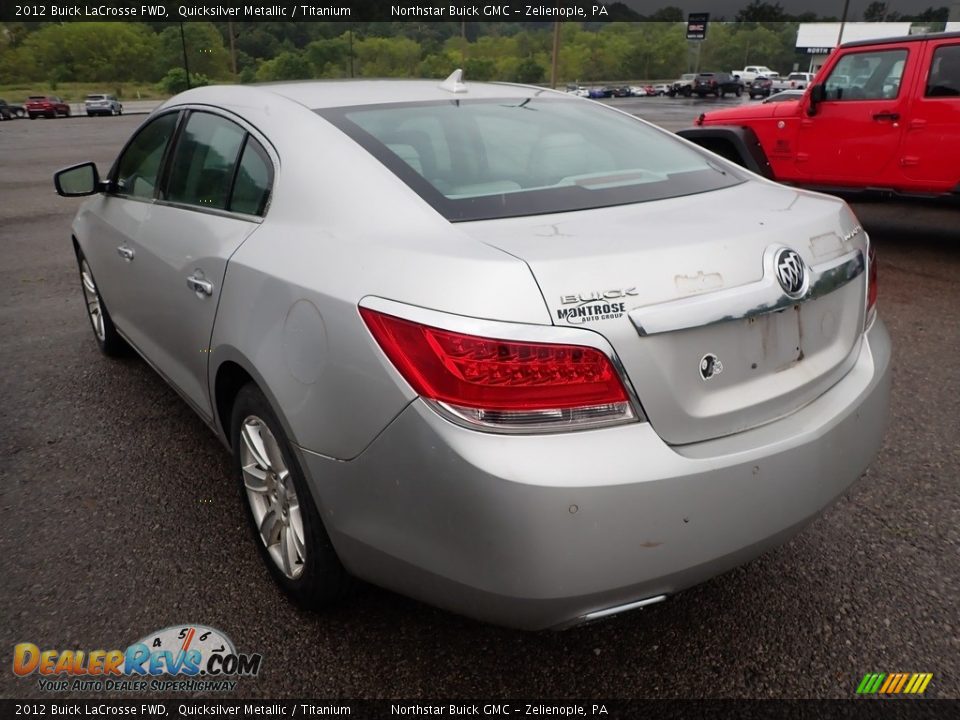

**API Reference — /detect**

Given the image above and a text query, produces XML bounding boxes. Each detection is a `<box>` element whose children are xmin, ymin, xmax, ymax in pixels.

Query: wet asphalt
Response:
<box><xmin>0</xmin><ymin>98</ymin><xmax>957</xmax><ymax>700</ymax></box>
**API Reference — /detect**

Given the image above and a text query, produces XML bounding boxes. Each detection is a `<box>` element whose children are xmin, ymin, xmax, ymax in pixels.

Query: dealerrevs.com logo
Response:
<box><xmin>13</xmin><ymin>624</ymin><xmax>262</xmax><ymax>693</ymax></box>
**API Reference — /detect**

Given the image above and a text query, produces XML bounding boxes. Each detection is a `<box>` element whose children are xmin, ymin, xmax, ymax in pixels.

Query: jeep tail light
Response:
<box><xmin>360</xmin><ymin>308</ymin><xmax>636</xmax><ymax>432</ymax></box>
<box><xmin>866</xmin><ymin>242</ymin><xmax>878</xmax><ymax>325</ymax></box>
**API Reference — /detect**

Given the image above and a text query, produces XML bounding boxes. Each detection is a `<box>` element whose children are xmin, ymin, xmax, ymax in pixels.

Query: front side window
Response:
<box><xmin>114</xmin><ymin>112</ymin><xmax>179</xmax><ymax>200</ymax></box>
<box><xmin>164</xmin><ymin>112</ymin><xmax>245</xmax><ymax>211</ymax></box>
<box><xmin>823</xmin><ymin>49</ymin><xmax>908</xmax><ymax>100</ymax></box>
<box><xmin>321</xmin><ymin>96</ymin><xmax>741</xmax><ymax>222</ymax></box>
<box><xmin>926</xmin><ymin>44</ymin><xmax>960</xmax><ymax>97</ymax></box>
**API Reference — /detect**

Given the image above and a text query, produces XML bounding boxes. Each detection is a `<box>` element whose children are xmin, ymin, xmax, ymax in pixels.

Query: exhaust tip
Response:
<box><xmin>577</xmin><ymin>594</ymin><xmax>668</xmax><ymax>624</ymax></box>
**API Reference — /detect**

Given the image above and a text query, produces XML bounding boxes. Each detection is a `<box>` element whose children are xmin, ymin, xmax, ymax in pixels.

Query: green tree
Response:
<box><xmin>255</xmin><ymin>51</ymin><xmax>313</xmax><ymax>82</ymax></box>
<box><xmin>735</xmin><ymin>1</ymin><xmax>789</xmax><ymax>22</ymax></box>
<box><xmin>158</xmin><ymin>23</ymin><xmax>230</xmax><ymax>80</ymax></box>
<box><xmin>305</xmin><ymin>35</ymin><xmax>350</xmax><ymax>78</ymax></box>
<box><xmin>514</xmin><ymin>57</ymin><xmax>545</xmax><ymax>84</ymax></box>
<box><xmin>159</xmin><ymin>67</ymin><xmax>210</xmax><ymax>94</ymax></box>
<box><xmin>354</xmin><ymin>36</ymin><xmax>421</xmax><ymax>77</ymax></box>
<box><xmin>12</xmin><ymin>22</ymin><xmax>160</xmax><ymax>83</ymax></box>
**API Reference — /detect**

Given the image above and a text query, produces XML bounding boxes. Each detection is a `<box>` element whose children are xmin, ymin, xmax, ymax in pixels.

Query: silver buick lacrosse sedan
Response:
<box><xmin>55</xmin><ymin>72</ymin><xmax>891</xmax><ymax>630</ymax></box>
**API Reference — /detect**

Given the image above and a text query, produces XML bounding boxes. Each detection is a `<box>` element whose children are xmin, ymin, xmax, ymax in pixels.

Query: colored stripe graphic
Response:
<box><xmin>857</xmin><ymin>673</ymin><xmax>933</xmax><ymax>695</ymax></box>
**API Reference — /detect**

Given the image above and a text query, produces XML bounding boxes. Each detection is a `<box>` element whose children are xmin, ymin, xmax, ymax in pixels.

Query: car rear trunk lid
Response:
<box><xmin>458</xmin><ymin>182</ymin><xmax>868</xmax><ymax>445</ymax></box>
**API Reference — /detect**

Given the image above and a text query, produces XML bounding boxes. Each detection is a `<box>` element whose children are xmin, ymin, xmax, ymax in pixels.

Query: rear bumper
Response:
<box><xmin>298</xmin><ymin>319</ymin><xmax>891</xmax><ymax>630</ymax></box>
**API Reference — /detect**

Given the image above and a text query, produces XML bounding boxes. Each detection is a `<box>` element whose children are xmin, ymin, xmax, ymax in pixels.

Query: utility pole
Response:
<box><xmin>837</xmin><ymin>0</ymin><xmax>852</xmax><ymax>46</ymax></box>
<box><xmin>227</xmin><ymin>20</ymin><xmax>237</xmax><ymax>78</ymax></box>
<box><xmin>179</xmin><ymin>22</ymin><xmax>191</xmax><ymax>90</ymax></box>
<box><xmin>550</xmin><ymin>21</ymin><xmax>561</xmax><ymax>88</ymax></box>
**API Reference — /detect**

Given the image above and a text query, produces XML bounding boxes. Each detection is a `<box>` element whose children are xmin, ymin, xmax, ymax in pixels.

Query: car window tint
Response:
<box><xmin>229</xmin><ymin>138</ymin><xmax>272</xmax><ymax>216</ymax></box>
<box><xmin>329</xmin><ymin>97</ymin><xmax>742</xmax><ymax>221</ymax></box>
<box><xmin>823</xmin><ymin>49</ymin><xmax>908</xmax><ymax>100</ymax></box>
<box><xmin>927</xmin><ymin>44</ymin><xmax>960</xmax><ymax>97</ymax></box>
<box><xmin>164</xmin><ymin>112</ymin><xmax>245</xmax><ymax>211</ymax></box>
<box><xmin>115</xmin><ymin>112</ymin><xmax>179</xmax><ymax>200</ymax></box>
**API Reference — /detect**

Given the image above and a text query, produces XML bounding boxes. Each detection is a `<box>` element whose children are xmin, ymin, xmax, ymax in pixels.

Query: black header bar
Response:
<box><xmin>1</xmin><ymin>1</ymin><xmax>628</xmax><ymax>23</ymax></box>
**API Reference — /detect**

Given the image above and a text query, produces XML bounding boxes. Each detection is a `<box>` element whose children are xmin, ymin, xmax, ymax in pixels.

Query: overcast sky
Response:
<box><xmin>622</xmin><ymin>0</ymin><xmax>960</xmax><ymax>20</ymax></box>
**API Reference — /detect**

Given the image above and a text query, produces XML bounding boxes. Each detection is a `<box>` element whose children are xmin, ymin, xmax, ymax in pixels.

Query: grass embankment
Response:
<box><xmin>0</xmin><ymin>82</ymin><xmax>170</xmax><ymax>103</ymax></box>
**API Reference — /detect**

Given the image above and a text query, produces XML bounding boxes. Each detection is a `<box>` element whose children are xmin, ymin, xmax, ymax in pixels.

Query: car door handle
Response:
<box><xmin>116</xmin><ymin>245</ymin><xmax>135</xmax><ymax>261</ymax></box>
<box><xmin>186</xmin><ymin>275</ymin><xmax>213</xmax><ymax>296</ymax></box>
<box><xmin>872</xmin><ymin>112</ymin><xmax>900</xmax><ymax>122</ymax></box>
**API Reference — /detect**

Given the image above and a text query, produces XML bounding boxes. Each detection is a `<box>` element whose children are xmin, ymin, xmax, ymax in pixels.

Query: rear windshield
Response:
<box><xmin>28</xmin><ymin>96</ymin><xmax>46</xmax><ymax>100</ymax></box>
<box><xmin>86</xmin><ymin>95</ymin><xmax>105</xmax><ymax>100</ymax></box>
<box><xmin>318</xmin><ymin>96</ymin><xmax>741</xmax><ymax>222</ymax></box>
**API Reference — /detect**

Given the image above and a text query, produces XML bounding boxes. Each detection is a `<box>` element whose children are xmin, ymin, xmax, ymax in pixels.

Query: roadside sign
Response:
<box><xmin>687</xmin><ymin>13</ymin><xmax>710</xmax><ymax>40</ymax></box>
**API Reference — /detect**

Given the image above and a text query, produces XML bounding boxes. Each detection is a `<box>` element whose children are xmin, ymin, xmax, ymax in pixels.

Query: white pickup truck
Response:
<box><xmin>734</xmin><ymin>66</ymin><xmax>779</xmax><ymax>85</ymax></box>
<box><xmin>771</xmin><ymin>72</ymin><xmax>816</xmax><ymax>92</ymax></box>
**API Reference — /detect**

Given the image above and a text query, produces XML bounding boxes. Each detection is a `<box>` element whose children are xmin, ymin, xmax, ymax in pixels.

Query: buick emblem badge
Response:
<box><xmin>774</xmin><ymin>248</ymin><xmax>806</xmax><ymax>299</ymax></box>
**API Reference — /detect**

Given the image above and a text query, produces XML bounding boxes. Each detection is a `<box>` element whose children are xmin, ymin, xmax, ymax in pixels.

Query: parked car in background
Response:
<box><xmin>772</xmin><ymin>72</ymin><xmax>816</xmax><ymax>92</ymax></box>
<box><xmin>749</xmin><ymin>76</ymin><xmax>774</xmax><ymax>98</ymax></box>
<box><xmin>629</xmin><ymin>85</ymin><xmax>648</xmax><ymax>96</ymax></box>
<box><xmin>53</xmin><ymin>73</ymin><xmax>890</xmax><ymax>630</ymax></box>
<box><xmin>651</xmin><ymin>84</ymin><xmax>671</xmax><ymax>96</ymax></box>
<box><xmin>682</xmin><ymin>31</ymin><xmax>960</xmax><ymax>200</ymax></box>
<box><xmin>761</xmin><ymin>89</ymin><xmax>805</xmax><ymax>103</ymax></box>
<box><xmin>611</xmin><ymin>86</ymin><xmax>632</xmax><ymax>98</ymax></box>
<box><xmin>26</xmin><ymin>96</ymin><xmax>70</xmax><ymax>119</ymax></box>
<box><xmin>587</xmin><ymin>86</ymin><xmax>612</xmax><ymax>99</ymax></box>
<box><xmin>670</xmin><ymin>73</ymin><xmax>698</xmax><ymax>97</ymax></box>
<box><xmin>85</xmin><ymin>94</ymin><xmax>123</xmax><ymax>116</ymax></box>
<box><xmin>694</xmin><ymin>72</ymin><xmax>744</xmax><ymax>98</ymax></box>
<box><xmin>0</xmin><ymin>99</ymin><xmax>26</xmax><ymax>119</ymax></box>
<box><xmin>735</xmin><ymin>66</ymin><xmax>780</xmax><ymax>85</ymax></box>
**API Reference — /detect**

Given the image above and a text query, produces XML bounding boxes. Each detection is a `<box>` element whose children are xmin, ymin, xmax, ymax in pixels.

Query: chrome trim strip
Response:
<box><xmin>630</xmin><ymin>246</ymin><xmax>864</xmax><ymax>337</ymax></box>
<box><xmin>357</xmin><ymin>295</ymin><xmax>648</xmax><ymax>428</ymax></box>
<box><xmin>579</xmin><ymin>594</ymin><xmax>668</xmax><ymax>622</ymax></box>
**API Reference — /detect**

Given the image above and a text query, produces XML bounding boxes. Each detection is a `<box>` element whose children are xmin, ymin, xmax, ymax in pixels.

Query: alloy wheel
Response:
<box><xmin>239</xmin><ymin>416</ymin><xmax>306</xmax><ymax>579</ymax></box>
<box><xmin>80</xmin><ymin>259</ymin><xmax>105</xmax><ymax>341</ymax></box>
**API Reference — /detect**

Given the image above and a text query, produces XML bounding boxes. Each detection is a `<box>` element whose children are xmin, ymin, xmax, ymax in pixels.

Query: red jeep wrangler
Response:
<box><xmin>678</xmin><ymin>31</ymin><xmax>960</xmax><ymax>200</ymax></box>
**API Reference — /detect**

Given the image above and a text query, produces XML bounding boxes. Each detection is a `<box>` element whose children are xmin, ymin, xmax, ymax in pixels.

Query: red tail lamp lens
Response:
<box><xmin>360</xmin><ymin>308</ymin><xmax>629</xmax><ymax>412</ymax></box>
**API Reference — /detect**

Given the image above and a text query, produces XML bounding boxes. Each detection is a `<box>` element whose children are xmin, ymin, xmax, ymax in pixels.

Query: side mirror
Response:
<box><xmin>54</xmin><ymin>162</ymin><xmax>101</xmax><ymax>197</ymax></box>
<box><xmin>807</xmin><ymin>84</ymin><xmax>825</xmax><ymax>116</ymax></box>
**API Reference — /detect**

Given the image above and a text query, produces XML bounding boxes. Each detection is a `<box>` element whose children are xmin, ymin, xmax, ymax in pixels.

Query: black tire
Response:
<box><xmin>717</xmin><ymin>88</ymin><xmax>725</xmax><ymax>98</ymax></box>
<box><xmin>231</xmin><ymin>383</ymin><xmax>352</xmax><ymax>609</ymax></box>
<box><xmin>29</xmin><ymin>113</ymin><xmax>37</xmax><ymax>120</ymax></box>
<box><xmin>15</xmin><ymin>108</ymin><xmax>25</xmax><ymax>118</ymax></box>
<box><xmin>75</xmin><ymin>249</ymin><xmax>127</xmax><ymax>356</ymax></box>
<box><xmin>735</xmin><ymin>86</ymin><xmax>743</xmax><ymax>97</ymax></box>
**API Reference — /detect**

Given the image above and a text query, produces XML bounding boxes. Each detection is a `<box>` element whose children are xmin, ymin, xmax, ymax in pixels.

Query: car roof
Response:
<box><xmin>188</xmin><ymin>79</ymin><xmax>550</xmax><ymax>111</ymax></box>
<box><xmin>841</xmin><ymin>30</ymin><xmax>960</xmax><ymax>49</ymax></box>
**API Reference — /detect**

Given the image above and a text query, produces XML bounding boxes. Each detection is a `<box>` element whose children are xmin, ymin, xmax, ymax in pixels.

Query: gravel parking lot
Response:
<box><xmin>1</xmin><ymin>101</ymin><xmax>957</xmax><ymax>700</ymax></box>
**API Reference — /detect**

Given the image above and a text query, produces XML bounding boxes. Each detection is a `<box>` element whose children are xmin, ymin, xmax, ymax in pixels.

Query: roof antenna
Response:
<box><xmin>439</xmin><ymin>69</ymin><xmax>468</xmax><ymax>94</ymax></box>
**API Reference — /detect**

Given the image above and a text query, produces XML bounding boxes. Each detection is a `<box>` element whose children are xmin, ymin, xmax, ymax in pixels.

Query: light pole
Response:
<box><xmin>179</xmin><ymin>22</ymin><xmax>191</xmax><ymax>90</ymax></box>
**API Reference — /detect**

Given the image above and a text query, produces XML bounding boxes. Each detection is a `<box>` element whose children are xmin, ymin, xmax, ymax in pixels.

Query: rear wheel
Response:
<box><xmin>735</xmin><ymin>86</ymin><xmax>743</xmax><ymax>97</ymax></box>
<box><xmin>76</xmin><ymin>251</ymin><xmax>126</xmax><ymax>356</ymax></box>
<box><xmin>231</xmin><ymin>384</ymin><xmax>352</xmax><ymax>608</ymax></box>
<box><xmin>15</xmin><ymin>108</ymin><xmax>25</xmax><ymax>118</ymax></box>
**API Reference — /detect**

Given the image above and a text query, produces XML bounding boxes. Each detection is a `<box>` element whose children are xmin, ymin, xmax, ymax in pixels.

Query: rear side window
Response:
<box><xmin>229</xmin><ymin>138</ymin><xmax>272</xmax><ymax>216</ymax></box>
<box><xmin>823</xmin><ymin>49</ymin><xmax>908</xmax><ymax>100</ymax></box>
<box><xmin>114</xmin><ymin>112</ymin><xmax>179</xmax><ymax>200</ymax></box>
<box><xmin>926</xmin><ymin>44</ymin><xmax>960</xmax><ymax>97</ymax></box>
<box><xmin>164</xmin><ymin>112</ymin><xmax>245</xmax><ymax>211</ymax></box>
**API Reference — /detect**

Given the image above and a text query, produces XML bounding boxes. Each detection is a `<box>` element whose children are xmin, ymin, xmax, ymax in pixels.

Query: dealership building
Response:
<box><xmin>796</xmin><ymin>16</ymin><xmax>960</xmax><ymax>74</ymax></box>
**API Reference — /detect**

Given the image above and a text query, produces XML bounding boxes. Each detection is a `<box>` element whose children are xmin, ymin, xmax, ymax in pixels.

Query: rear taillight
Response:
<box><xmin>360</xmin><ymin>308</ymin><xmax>636</xmax><ymax>432</ymax></box>
<box><xmin>866</xmin><ymin>242</ymin><xmax>878</xmax><ymax>324</ymax></box>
